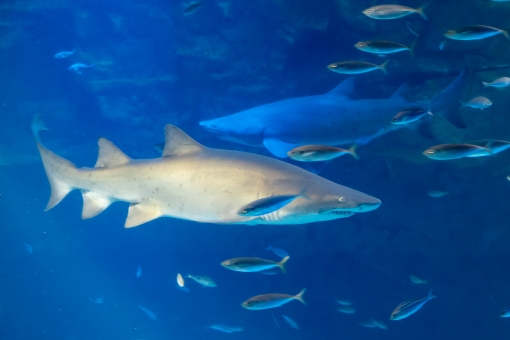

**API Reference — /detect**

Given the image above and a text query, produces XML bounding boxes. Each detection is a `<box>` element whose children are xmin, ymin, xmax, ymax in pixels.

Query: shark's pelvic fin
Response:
<box><xmin>125</xmin><ymin>201</ymin><xmax>163</xmax><ymax>228</ymax></box>
<box><xmin>162</xmin><ymin>124</ymin><xmax>205</xmax><ymax>157</ymax></box>
<box><xmin>81</xmin><ymin>190</ymin><xmax>113</xmax><ymax>219</ymax></box>
<box><xmin>95</xmin><ymin>138</ymin><xmax>131</xmax><ymax>168</ymax></box>
<box><xmin>327</xmin><ymin>77</ymin><xmax>356</xmax><ymax>98</ymax></box>
<box><xmin>263</xmin><ymin>138</ymin><xmax>300</xmax><ymax>158</ymax></box>
<box><xmin>37</xmin><ymin>143</ymin><xmax>75</xmax><ymax>211</ymax></box>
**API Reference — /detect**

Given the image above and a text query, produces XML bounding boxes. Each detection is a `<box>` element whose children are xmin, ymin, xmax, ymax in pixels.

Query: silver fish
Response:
<box><xmin>208</xmin><ymin>324</ymin><xmax>243</xmax><ymax>333</ymax></box>
<box><xmin>328</xmin><ymin>60</ymin><xmax>388</xmax><ymax>75</ymax></box>
<box><xmin>391</xmin><ymin>107</ymin><xmax>432</xmax><ymax>125</ymax></box>
<box><xmin>427</xmin><ymin>191</ymin><xmax>448</xmax><ymax>198</ymax></box>
<box><xmin>54</xmin><ymin>49</ymin><xmax>75</xmax><ymax>58</ymax></box>
<box><xmin>363</xmin><ymin>5</ymin><xmax>427</xmax><ymax>20</ymax></box>
<box><xmin>410</xmin><ymin>275</ymin><xmax>428</xmax><ymax>284</ymax></box>
<box><xmin>423</xmin><ymin>144</ymin><xmax>490</xmax><ymax>160</ymax></box>
<box><xmin>444</xmin><ymin>25</ymin><xmax>509</xmax><ymax>40</ymax></box>
<box><xmin>390</xmin><ymin>289</ymin><xmax>436</xmax><ymax>320</ymax></box>
<box><xmin>221</xmin><ymin>256</ymin><xmax>289</xmax><ymax>273</ymax></box>
<box><xmin>68</xmin><ymin>63</ymin><xmax>94</xmax><ymax>74</ymax></box>
<box><xmin>482</xmin><ymin>77</ymin><xmax>510</xmax><ymax>88</ymax></box>
<box><xmin>459</xmin><ymin>96</ymin><xmax>492</xmax><ymax>110</ymax></box>
<box><xmin>287</xmin><ymin>145</ymin><xmax>358</xmax><ymax>161</ymax></box>
<box><xmin>337</xmin><ymin>306</ymin><xmax>356</xmax><ymax>314</ymax></box>
<box><xmin>355</xmin><ymin>40</ymin><xmax>415</xmax><ymax>58</ymax></box>
<box><xmin>186</xmin><ymin>275</ymin><xmax>216</xmax><ymax>287</ymax></box>
<box><xmin>242</xmin><ymin>288</ymin><xmax>306</xmax><ymax>310</ymax></box>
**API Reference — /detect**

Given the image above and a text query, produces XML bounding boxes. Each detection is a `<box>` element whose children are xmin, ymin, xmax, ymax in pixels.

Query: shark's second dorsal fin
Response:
<box><xmin>390</xmin><ymin>83</ymin><xmax>410</xmax><ymax>99</ymax></box>
<box><xmin>162</xmin><ymin>125</ymin><xmax>205</xmax><ymax>157</ymax></box>
<box><xmin>95</xmin><ymin>138</ymin><xmax>131</xmax><ymax>168</ymax></box>
<box><xmin>327</xmin><ymin>77</ymin><xmax>355</xmax><ymax>97</ymax></box>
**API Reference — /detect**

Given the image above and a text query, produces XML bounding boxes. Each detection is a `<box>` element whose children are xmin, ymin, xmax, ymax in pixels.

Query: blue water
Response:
<box><xmin>2</xmin><ymin>0</ymin><xmax>510</xmax><ymax>339</ymax></box>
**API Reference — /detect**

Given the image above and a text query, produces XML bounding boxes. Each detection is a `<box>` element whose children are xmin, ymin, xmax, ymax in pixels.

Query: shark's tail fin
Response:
<box><xmin>430</xmin><ymin>66</ymin><xmax>471</xmax><ymax>129</ymax></box>
<box><xmin>36</xmin><ymin>142</ymin><xmax>76</xmax><ymax>211</ymax></box>
<box><xmin>32</xmin><ymin>115</ymin><xmax>76</xmax><ymax>210</ymax></box>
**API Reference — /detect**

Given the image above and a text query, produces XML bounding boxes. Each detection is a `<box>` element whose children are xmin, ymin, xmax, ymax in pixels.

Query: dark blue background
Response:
<box><xmin>2</xmin><ymin>0</ymin><xmax>510</xmax><ymax>338</ymax></box>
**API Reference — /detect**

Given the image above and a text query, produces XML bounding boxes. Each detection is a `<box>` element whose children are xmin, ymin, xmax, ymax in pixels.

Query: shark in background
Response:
<box><xmin>199</xmin><ymin>68</ymin><xmax>469</xmax><ymax>158</ymax></box>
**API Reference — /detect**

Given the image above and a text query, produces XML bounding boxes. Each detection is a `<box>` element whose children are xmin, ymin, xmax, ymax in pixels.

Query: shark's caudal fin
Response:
<box><xmin>36</xmin><ymin>143</ymin><xmax>76</xmax><ymax>211</ymax></box>
<box><xmin>430</xmin><ymin>67</ymin><xmax>470</xmax><ymax>129</ymax></box>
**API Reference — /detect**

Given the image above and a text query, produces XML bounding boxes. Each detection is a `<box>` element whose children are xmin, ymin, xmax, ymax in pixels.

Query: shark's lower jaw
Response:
<box><xmin>330</xmin><ymin>210</ymin><xmax>356</xmax><ymax>217</ymax></box>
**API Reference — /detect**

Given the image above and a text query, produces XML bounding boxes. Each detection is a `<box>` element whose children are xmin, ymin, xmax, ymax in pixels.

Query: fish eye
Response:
<box><xmin>338</xmin><ymin>197</ymin><xmax>346</xmax><ymax>202</ymax></box>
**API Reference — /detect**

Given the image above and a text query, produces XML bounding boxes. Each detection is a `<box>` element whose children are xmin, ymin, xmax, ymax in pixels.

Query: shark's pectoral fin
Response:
<box><xmin>125</xmin><ymin>201</ymin><xmax>163</xmax><ymax>228</ymax></box>
<box><xmin>95</xmin><ymin>138</ymin><xmax>131</xmax><ymax>168</ymax></box>
<box><xmin>162</xmin><ymin>125</ymin><xmax>205</xmax><ymax>157</ymax></box>
<box><xmin>81</xmin><ymin>190</ymin><xmax>113</xmax><ymax>219</ymax></box>
<box><xmin>263</xmin><ymin>138</ymin><xmax>299</xmax><ymax>158</ymax></box>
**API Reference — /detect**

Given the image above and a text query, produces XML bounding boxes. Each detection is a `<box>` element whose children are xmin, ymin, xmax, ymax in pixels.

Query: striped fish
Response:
<box><xmin>390</xmin><ymin>289</ymin><xmax>436</xmax><ymax>320</ymax></box>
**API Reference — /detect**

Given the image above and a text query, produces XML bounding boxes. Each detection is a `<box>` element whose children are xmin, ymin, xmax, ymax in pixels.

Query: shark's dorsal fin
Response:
<box><xmin>162</xmin><ymin>125</ymin><xmax>205</xmax><ymax>157</ymax></box>
<box><xmin>327</xmin><ymin>78</ymin><xmax>355</xmax><ymax>97</ymax></box>
<box><xmin>390</xmin><ymin>83</ymin><xmax>410</xmax><ymax>99</ymax></box>
<box><xmin>95</xmin><ymin>138</ymin><xmax>131</xmax><ymax>168</ymax></box>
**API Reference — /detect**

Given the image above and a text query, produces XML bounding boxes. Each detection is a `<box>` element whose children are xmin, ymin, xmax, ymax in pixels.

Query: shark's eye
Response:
<box><xmin>338</xmin><ymin>197</ymin><xmax>346</xmax><ymax>202</ymax></box>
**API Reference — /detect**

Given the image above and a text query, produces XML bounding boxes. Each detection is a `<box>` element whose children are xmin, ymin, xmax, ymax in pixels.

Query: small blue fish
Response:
<box><xmin>136</xmin><ymin>263</ymin><xmax>142</xmax><ymax>278</ymax></box>
<box><xmin>208</xmin><ymin>324</ymin><xmax>243</xmax><ymax>333</ymax></box>
<box><xmin>23</xmin><ymin>242</ymin><xmax>33</xmax><ymax>254</ymax></box>
<box><xmin>68</xmin><ymin>63</ymin><xmax>94</xmax><ymax>74</ymax></box>
<box><xmin>138</xmin><ymin>304</ymin><xmax>157</xmax><ymax>320</ymax></box>
<box><xmin>238</xmin><ymin>195</ymin><xmax>299</xmax><ymax>216</ymax></box>
<box><xmin>266</xmin><ymin>245</ymin><xmax>289</xmax><ymax>258</ymax></box>
<box><xmin>390</xmin><ymin>289</ymin><xmax>436</xmax><ymax>320</ymax></box>
<box><xmin>282</xmin><ymin>315</ymin><xmax>299</xmax><ymax>329</ymax></box>
<box><xmin>242</xmin><ymin>289</ymin><xmax>306</xmax><ymax>310</ymax></box>
<box><xmin>54</xmin><ymin>49</ymin><xmax>75</xmax><ymax>58</ymax></box>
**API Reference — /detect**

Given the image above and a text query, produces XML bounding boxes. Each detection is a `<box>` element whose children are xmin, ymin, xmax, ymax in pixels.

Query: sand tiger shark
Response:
<box><xmin>199</xmin><ymin>68</ymin><xmax>469</xmax><ymax>157</ymax></box>
<box><xmin>35</xmin><ymin>124</ymin><xmax>380</xmax><ymax>228</ymax></box>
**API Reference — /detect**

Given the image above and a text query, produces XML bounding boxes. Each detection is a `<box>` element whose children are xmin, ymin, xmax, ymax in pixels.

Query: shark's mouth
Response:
<box><xmin>321</xmin><ymin>210</ymin><xmax>356</xmax><ymax>217</ymax></box>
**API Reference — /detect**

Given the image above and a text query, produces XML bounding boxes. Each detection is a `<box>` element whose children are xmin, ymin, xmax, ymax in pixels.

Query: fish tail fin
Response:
<box><xmin>348</xmin><ymin>144</ymin><xmax>360</xmax><ymax>160</ymax></box>
<box><xmin>482</xmin><ymin>82</ymin><xmax>489</xmax><ymax>88</ymax></box>
<box><xmin>278</xmin><ymin>256</ymin><xmax>290</xmax><ymax>274</ymax></box>
<box><xmin>36</xmin><ymin>142</ymin><xmax>76</xmax><ymax>211</ymax></box>
<box><xmin>295</xmin><ymin>288</ymin><xmax>307</xmax><ymax>305</ymax></box>
<box><xmin>380</xmin><ymin>60</ymin><xmax>389</xmax><ymax>75</ymax></box>
<box><xmin>458</xmin><ymin>100</ymin><xmax>464</xmax><ymax>109</ymax></box>
<box><xmin>503</xmin><ymin>30</ymin><xmax>510</xmax><ymax>40</ymax></box>
<box><xmin>31</xmin><ymin>114</ymin><xmax>49</xmax><ymax>143</ymax></box>
<box><xmin>417</xmin><ymin>5</ymin><xmax>428</xmax><ymax>21</ymax></box>
<box><xmin>409</xmin><ymin>40</ymin><xmax>417</xmax><ymax>59</ymax></box>
<box><xmin>428</xmin><ymin>289</ymin><xmax>437</xmax><ymax>299</ymax></box>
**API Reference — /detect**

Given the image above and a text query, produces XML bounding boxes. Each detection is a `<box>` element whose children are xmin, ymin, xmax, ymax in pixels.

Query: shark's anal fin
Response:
<box><xmin>263</xmin><ymin>138</ymin><xmax>299</xmax><ymax>158</ymax></box>
<box><xmin>81</xmin><ymin>190</ymin><xmax>113</xmax><ymax>219</ymax></box>
<box><xmin>95</xmin><ymin>138</ymin><xmax>131</xmax><ymax>168</ymax></box>
<box><xmin>125</xmin><ymin>201</ymin><xmax>163</xmax><ymax>228</ymax></box>
<box><xmin>163</xmin><ymin>125</ymin><xmax>205</xmax><ymax>157</ymax></box>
